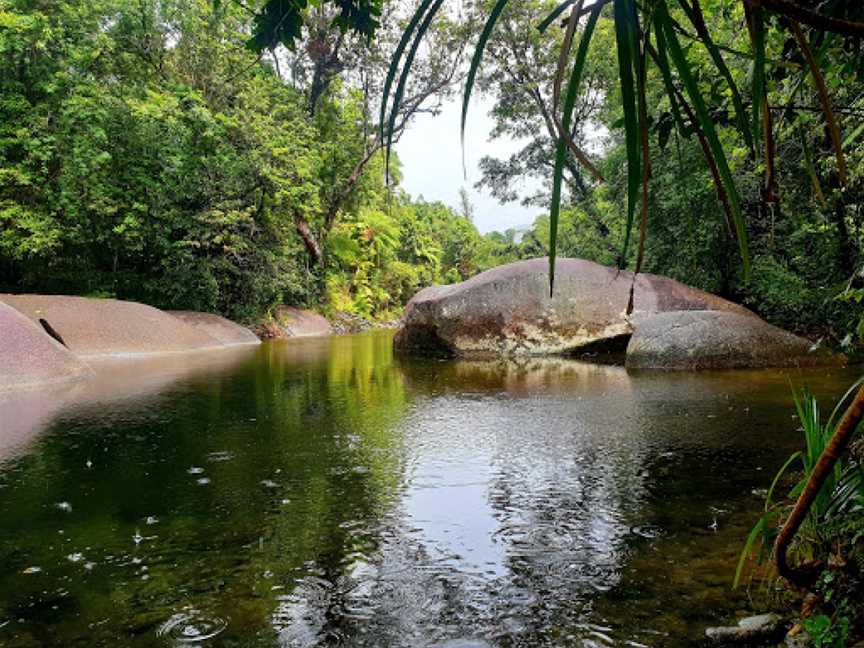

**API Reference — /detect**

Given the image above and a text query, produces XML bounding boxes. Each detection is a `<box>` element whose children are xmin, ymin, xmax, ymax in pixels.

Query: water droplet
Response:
<box><xmin>157</xmin><ymin>609</ymin><xmax>228</xmax><ymax>643</ymax></box>
<box><xmin>55</xmin><ymin>502</ymin><xmax>72</xmax><ymax>513</ymax></box>
<box><xmin>67</xmin><ymin>552</ymin><xmax>84</xmax><ymax>563</ymax></box>
<box><xmin>133</xmin><ymin>531</ymin><xmax>143</xmax><ymax>545</ymax></box>
<box><xmin>196</xmin><ymin>477</ymin><xmax>210</xmax><ymax>485</ymax></box>
<box><xmin>22</xmin><ymin>566</ymin><xmax>42</xmax><ymax>574</ymax></box>
<box><xmin>260</xmin><ymin>480</ymin><xmax>278</xmax><ymax>489</ymax></box>
<box><xmin>85</xmin><ymin>459</ymin><xmax>93</xmax><ymax>469</ymax></box>
<box><xmin>187</xmin><ymin>467</ymin><xmax>204</xmax><ymax>475</ymax></box>
<box><xmin>145</xmin><ymin>516</ymin><xmax>159</xmax><ymax>525</ymax></box>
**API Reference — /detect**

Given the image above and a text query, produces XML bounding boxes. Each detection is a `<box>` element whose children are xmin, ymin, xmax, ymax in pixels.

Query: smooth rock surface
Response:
<box><xmin>274</xmin><ymin>306</ymin><xmax>333</xmax><ymax>338</ymax></box>
<box><xmin>395</xmin><ymin>257</ymin><xmax>753</xmax><ymax>357</ymax></box>
<box><xmin>0</xmin><ymin>302</ymin><xmax>92</xmax><ymax>391</ymax></box>
<box><xmin>626</xmin><ymin>311</ymin><xmax>842</xmax><ymax>370</ymax></box>
<box><xmin>0</xmin><ymin>294</ymin><xmax>219</xmax><ymax>358</ymax></box>
<box><xmin>170</xmin><ymin>311</ymin><xmax>260</xmax><ymax>347</ymax></box>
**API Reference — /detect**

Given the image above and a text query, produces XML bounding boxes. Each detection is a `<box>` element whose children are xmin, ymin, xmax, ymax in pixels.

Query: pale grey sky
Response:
<box><xmin>396</xmin><ymin>96</ymin><xmax>543</xmax><ymax>234</ymax></box>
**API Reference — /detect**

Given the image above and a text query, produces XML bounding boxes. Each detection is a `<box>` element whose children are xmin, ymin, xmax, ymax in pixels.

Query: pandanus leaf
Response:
<box><xmin>538</xmin><ymin>0</ymin><xmax>577</xmax><ymax>33</ymax></box>
<box><xmin>656</xmin><ymin>1</ymin><xmax>750</xmax><ymax>278</ymax></box>
<box><xmin>677</xmin><ymin>0</ymin><xmax>753</xmax><ymax>153</ymax></box>
<box><xmin>613</xmin><ymin>0</ymin><xmax>641</xmax><ymax>268</ymax></box>
<box><xmin>384</xmin><ymin>0</ymin><xmax>445</xmax><ymax>183</ymax></box>
<box><xmin>789</xmin><ymin>20</ymin><xmax>848</xmax><ymax>185</ymax></box>
<box><xmin>549</xmin><ymin>1</ymin><xmax>602</xmax><ymax>294</ymax></box>
<box><xmin>462</xmin><ymin>0</ymin><xmax>512</xmax><ymax>152</ymax></box>
<box><xmin>380</xmin><ymin>0</ymin><xmax>437</xmax><ymax>147</ymax></box>
<box><xmin>748</xmin><ymin>5</ymin><xmax>766</xmax><ymax>152</ymax></box>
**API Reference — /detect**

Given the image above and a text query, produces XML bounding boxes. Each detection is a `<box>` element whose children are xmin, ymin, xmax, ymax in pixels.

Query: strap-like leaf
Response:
<box><xmin>550</xmin><ymin>1</ymin><xmax>603</xmax><ymax>294</ymax></box>
<box><xmin>613</xmin><ymin>0</ymin><xmax>641</xmax><ymax>268</ymax></box>
<box><xmin>678</xmin><ymin>0</ymin><xmax>753</xmax><ymax>154</ymax></box>
<box><xmin>462</xmin><ymin>0</ymin><xmax>511</xmax><ymax>152</ymax></box>
<box><xmin>748</xmin><ymin>5</ymin><xmax>766</xmax><ymax>153</ymax></box>
<box><xmin>384</xmin><ymin>0</ymin><xmax>445</xmax><ymax>182</ymax></box>
<box><xmin>657</xmin><ymin>1</ymin><xmax>750</xmax><ymax>278</ymax></box>
<box><xmin>789</xmin><ymin>20</ymin><xmax>848</xmax><ymax>186</ymax></box>
<box><xmin>538</xmin><ymin>0</ymin><xmax>576</xmax><ymax>33</ymax></box>
<box><xmin>380</xmin><ymin>0</ymin><xmax>437</xmax><ymax>147</ymax></box>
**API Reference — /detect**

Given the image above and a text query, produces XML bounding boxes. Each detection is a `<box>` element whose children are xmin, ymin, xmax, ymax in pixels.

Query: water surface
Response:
<box><xmin>0</xmin><ymin>331</ymin><xmax>857</xmax><ymax>647</ymax></box>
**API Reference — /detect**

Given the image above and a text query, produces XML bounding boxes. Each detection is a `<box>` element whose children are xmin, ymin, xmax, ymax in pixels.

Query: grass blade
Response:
<box><xmin>657</xmin><ymin>1</ymin><xmax>750</xmax><ymax>278</ymax></box>
<box><xmin>613</xmin><ymin>0</ymin><xmax>641</xmax><ymax>268</ymax></box>
<box><xmin>734</xmin><ymin>513</ymin><xmax>772</xmax><ymax>589</ymax></box>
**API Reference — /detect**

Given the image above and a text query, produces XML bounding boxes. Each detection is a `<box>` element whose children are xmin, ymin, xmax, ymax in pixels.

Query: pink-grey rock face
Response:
<box><xmin>275</xmin><ymin>307</ymin><xmax>333</xmax><ymax>338</ymax></box>
<box><xmin>0</xmin><ymin>294</ymin><xmax>218</xmax><ymax>358</ymax></box>
<box><xmin>0</xmin><ymin>302</ymin><xmax>92</xmax><ymax>391</ymax></box>
<box><xmin>395</xmin><ymin>257</ymin><xmax>754</xmax><ymax>358</ymax></box>
<box><xmin>625</xmin><ymin>310</ymin><xmax>843</xmax><ymax>370</ymax></box>
<box><xmin>170</xmin><ymin>311</ymin><xmax>260</xmax><ymax>347</ymax></box>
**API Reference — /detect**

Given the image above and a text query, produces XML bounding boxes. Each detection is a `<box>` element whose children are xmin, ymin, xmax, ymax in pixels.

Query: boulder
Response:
<box><xmin>274</xmin><ymin>306</ymin><xmax>333</xmax><ymax>338</ymax></box>
<box><xmin>395</xmin><ymin>258</ymin><xmax>752</xmax><ymax>357</ymax></box>
<box><xmin>626</xmin><ymin>311</ymin><xmax>843</xmax><ymax>370</ymax></box>
<box><xmin>0</xmin><ymin>301</ymin><xmax>92</xmax><ymax>391</ymax></box>
<box><xmin>170</xmin><ymin>311</ymin><xmax>260</xmax><ymax>347</ymax></box>
<box><xmin>0</xmin><ymin>294</ymin><xmax>219</xmax><ymax>358</ymax></box>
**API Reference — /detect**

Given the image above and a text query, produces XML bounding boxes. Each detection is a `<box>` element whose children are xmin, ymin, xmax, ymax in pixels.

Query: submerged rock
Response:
<box><xmin>274</xmin><ymin>306</ymin><xmax>333</xmax><ymax>337</ymax></box>
<box><xmin>395</xmin><ymin>257</ymin><xmax>751</xmax><ymax>358</ymax></box>
<box><xmin>170</xmin><ymin>311</ymin><xmax>260</xmax><ymax>347</ymax></box>
<box><xmin>0</xmin><ymin>301</ymin><xmax>92</xmax><ymax>391</ymax></box>
<box><xmin>626</xmin><ymin>311</ymin><xmax>843</xmax><ymax>370</ymax></box>
<box><xmin>706</xmin><ymin>613</ymin><xmax>787</xmax><ymax>645</ymax></box>
<box><xmin>0</xmin><ymin>294</ymin><xmax>220</xmax><ymax>358</ymax></box>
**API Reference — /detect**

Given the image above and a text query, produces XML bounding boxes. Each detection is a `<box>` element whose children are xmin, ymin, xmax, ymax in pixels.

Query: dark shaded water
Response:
<box><xmin>0</xmin><ymin>331</ymin><xmax>857</xmax><ymax>647</ymax></box>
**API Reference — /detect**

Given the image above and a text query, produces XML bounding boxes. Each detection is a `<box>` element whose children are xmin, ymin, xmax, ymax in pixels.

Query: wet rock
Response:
<box><xmin>170</xmin><ymin>311</ymin><xmax>260</xmax><ymax>347</ymax></box>
<box><xmin>0</xmin><ymin>294</ymin><xmax>219</xmax><ymax>358</ymax></box>
<box><xmin>705</xmin><ymin>613</ymin><xmax>787</xmax><ymax>645</ymax></box>
<box><xmin>273</xmin><ymin>306</ymin><xmax>333</xmax><ymax>337</ymax></box>
<box><xmin>784</xmin><ymin>629</ymin><xmax>810</xmax><ymax>648</ymax></box>
<box><xmin>0</xmin><ymin>301</ymin><xmax>93</xmax><ymax>391</ymax></box>
<box><xmin>626</xmin><ymin>311</ymin><xmax>843</xmax><ymax>370</ymax></box>
<box><xmin>395</xmin><ymin>257</ymin><xmax>752</xmax><ymax>358</ymax></box>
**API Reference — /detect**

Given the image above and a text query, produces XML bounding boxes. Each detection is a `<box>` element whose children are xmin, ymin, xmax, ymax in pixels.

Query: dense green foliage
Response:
<box><xmin>0</xmin><ymin>0</ymin><xmax>481</xmax><ymax>322</ymax></box>
<box><xmin>472</xmin><ymin>0</ymin><xmax>864</xmax><ymax>342</ymax></box>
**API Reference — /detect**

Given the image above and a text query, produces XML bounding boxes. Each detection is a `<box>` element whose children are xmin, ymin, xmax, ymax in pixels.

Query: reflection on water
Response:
<box><xmin>0</xmin><ymin>331</ymin><xmax>857</xmax><ymax>647</ymax></box>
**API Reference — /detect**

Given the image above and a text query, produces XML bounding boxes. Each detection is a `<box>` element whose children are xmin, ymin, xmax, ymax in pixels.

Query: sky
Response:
<box><xmin>395</xmin><ymin>96</ymin><xmax>543</xmax><ymax>234</ymax></box>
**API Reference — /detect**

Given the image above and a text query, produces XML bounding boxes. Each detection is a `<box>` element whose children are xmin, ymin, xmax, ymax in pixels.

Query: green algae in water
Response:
<box><xmin>0</xmin><ymin>331</ymin><xmax>857</xmax><ymax>647</ymax></box>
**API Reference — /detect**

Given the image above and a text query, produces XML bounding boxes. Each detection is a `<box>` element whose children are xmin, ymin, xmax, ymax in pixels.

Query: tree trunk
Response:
<box><xmin>295</xmin><ymin>215</ymin><xmax>323</xmax><ymax>265</ymax></box>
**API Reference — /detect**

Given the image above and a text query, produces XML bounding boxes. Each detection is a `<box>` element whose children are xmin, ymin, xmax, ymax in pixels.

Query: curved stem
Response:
<box><xmin>774</xmin><ymin>383</ymin><xmax>864</xmax><ymax>588</ymax></box>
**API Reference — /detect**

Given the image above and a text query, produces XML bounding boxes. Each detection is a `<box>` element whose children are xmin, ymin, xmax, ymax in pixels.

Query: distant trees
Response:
<box><xmin>0</xmin><ymin>0</ymin><xmax>476</xmax><ymax>321</ymax></box>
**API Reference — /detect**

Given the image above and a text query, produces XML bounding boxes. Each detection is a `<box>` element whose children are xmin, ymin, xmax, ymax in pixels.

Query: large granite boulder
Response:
<box><xmin>274</xmin><ymin>306</ymin><xmax>333</xmax><ymax>337</ymax></box>
<box><xmin>170</xmin><ymin>311</ymin><xmax>260</xmax><ymax>347</ymax></box>
<box><xmin>626</xmin><ymin>311</ymin><xmax>842</xmax><ymax>370</ymax></box>
<box><xmin>395</xmin><ymin>258</ymin><xmax>753</xmax><ymax>357</ymax></box>
<box><xmin>0</xmin><ymin>302</ymin><xmax>92</xmax><ymax>391</ymax></box>
<box><xmin>0</xmin><ymin>294</ymin><xmax>219</xmax><ymax>358</ymax></box>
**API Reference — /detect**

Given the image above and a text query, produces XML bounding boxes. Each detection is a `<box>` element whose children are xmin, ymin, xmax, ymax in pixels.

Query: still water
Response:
<box><xmin>0</xmin><ymin>331</ymin><xmax>857</xmax><ymax>647</ymax></box>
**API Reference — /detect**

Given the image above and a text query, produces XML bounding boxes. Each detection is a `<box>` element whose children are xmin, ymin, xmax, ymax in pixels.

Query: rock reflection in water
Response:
<box><xmin>0</xmin><ymin>332</ymin><xmax>857</xmax><ymax>648</ymax></box>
